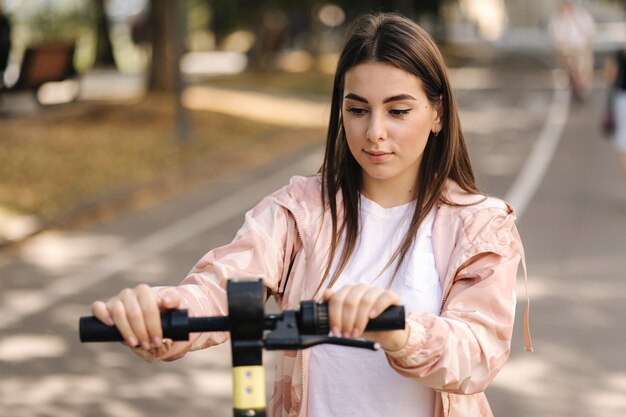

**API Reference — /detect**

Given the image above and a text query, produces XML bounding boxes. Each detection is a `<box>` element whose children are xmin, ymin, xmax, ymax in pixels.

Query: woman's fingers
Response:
<box><xmin>337</xmin><ymin>285</ymin><xmax>368</xmax><ymax>337</ymax></box>
<box><xmin>158</xmin><ymin>288</ymin><xmax>182</xmax><ymax>310</ymax></box>
<box><xmin>107</xmin><ymin>293</ymin><xmax>140</xmax><ymax>348</ymax></box>
<box><xmin>324</xmin><ymin>288</ymin><xmax>342</xmax><ymax>337</ymax></box>
<box><xmin>369</xmin><ymin>290</ymin><xmax>401</xmax><ymax>321</ymax></box>
<box><xmin>326</xmin><ymin>284</ymin><xmax>400</xmax><ymax>339</ymax></box>
<box><xmin>353</xmin><ymin>287</ymin><xmax>389</xmax><ymax>337</ymax></box>
<box><xmin>327</xmin><ymin>284</ymin><xmax>362</xmax><ymax>337</ymax></box>
<box><xmin>91</xmin><ymin>284</ymin><xmax>172</xmax><ymax>350</ymax></box>
<box><xmin>136</xmin><ymin>284</ymin><xmax>164</xmax><ymax>347</ymax></box>
<box><xmin>91</xmin><ymin>300</ymin><xmax>114</xmax><ymax>326</ymax></box>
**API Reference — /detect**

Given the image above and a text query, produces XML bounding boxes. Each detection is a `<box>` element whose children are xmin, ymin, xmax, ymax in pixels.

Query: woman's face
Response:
<box><xmin>342</xmin><ymin>62</ymin><xmax>441</xmax><ymax>202</ymax></box>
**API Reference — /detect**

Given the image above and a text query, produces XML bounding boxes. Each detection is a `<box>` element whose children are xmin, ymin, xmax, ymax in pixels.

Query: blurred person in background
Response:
<box><xmin>549</xmin><ymin>0</ymin><xmax>596</xmax><ymax>101</ymax></box>
<box><xmin>604</xmin><ymin>41</ymin><xmax>626</xmax><ymax>191</ymax></box>
<box><xmin>89</xmin><ymin>12</ymin><xmax>530</xmax><ymax>417</ymax></box>
<box><xmin>0</xmin><ymin>5</ymin><xmax>10</xmax><ymax>88</ymax></box>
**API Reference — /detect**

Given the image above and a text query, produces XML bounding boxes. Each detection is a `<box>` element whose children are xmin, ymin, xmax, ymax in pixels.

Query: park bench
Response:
<box><xmin>0</xmin><ymin>41</ymin><xmax>78</xmax><ymax>105</ymax></box>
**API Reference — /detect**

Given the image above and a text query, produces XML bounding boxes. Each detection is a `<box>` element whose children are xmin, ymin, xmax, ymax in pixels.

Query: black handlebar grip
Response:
<box><xmin>79</xmin><ymin>310</ymin><xmax>191</xmax><ymax>343</ymax></box>
<box><xmin>299</xmin><ymin>302</ymin><xmax>405</xmax><ymax>334</ymax></box>
<box><xmin>365</xmin><ymin>305</ymin><xmax>405</xmax><ymax>332</ymax></box>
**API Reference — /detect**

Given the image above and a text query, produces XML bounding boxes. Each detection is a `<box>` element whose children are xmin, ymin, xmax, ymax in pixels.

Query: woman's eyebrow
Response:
<box><xmin>344</xmin><ymin>93</ymin><xmax>368</xmax><ymax>103</ymax></box>
<box><xmin>383</xmin><ymin>94</ymin><xmax>416</xmax><ymax>103</ymax></box>
<box><xmin>343</xmin><ymin>93</ymin><xmax>417</xmax><ymax>103</ymax></box>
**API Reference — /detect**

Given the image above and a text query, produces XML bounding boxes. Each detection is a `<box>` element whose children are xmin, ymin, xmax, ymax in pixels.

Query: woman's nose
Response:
<box><xmin>366</xmin><ymin>113</ymin><xmax>387</xmax><ymax>142</ymax></box>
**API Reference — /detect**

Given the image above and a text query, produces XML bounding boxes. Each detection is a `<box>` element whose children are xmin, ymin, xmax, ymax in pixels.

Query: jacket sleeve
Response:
<box><xmin>133</xmin><ymin>194</ymin><xmax>296</xmax><ymax>362</ymax></box>
<box><xmin>386</xmin><ymin>206</ymin><xmax>523</xmax><ymax>394</ymax></box>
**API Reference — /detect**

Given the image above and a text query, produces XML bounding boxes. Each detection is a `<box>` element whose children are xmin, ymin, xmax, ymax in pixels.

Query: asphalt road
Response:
<box><xmin>1</xmin><ymin>52</ymin><xmax>625</xmax><ymax>417</ymax></box>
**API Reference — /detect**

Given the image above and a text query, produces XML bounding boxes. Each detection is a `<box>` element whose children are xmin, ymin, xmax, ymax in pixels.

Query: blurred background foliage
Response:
<box><xmin>1</xmin><ymin>0</ymin><xmax>449</xmax><ymax>88</ymax></box>
<box><xmin>2</xmin><ymin>0</ymin><xmax>624</xmax><ymax>91</ymax></box>
<box><xmin>1</xmin><ymin>0</ymin><xmax>625</xmax><ymax>236</ymax></box>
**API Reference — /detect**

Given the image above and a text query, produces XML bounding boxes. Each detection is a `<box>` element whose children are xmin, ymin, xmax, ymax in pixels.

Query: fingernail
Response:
<box><xmin>369</xmin><ymin>309</ymin><xmax>378</xmax><ymax>318</ymax></box>
<box><xmin>105</xmin><ymin>317</ymin><xmax>114</xmax><ymax>326</ymax></box>
<box><xmin>152</xmin><ymin>337</ymin><xmax>162</xmax><ymax>348</ymax></box>
<box><xmin>141</xmin><ymin>340</ymin><xmax>151</xmax><ymax>350</ymax></box>
<box><xmin>331</xmin><ymin>326</ymin><xmax>340</xmax><ymax>337</ymax></box>
<box><xmin>127</xmin><ymin>336</ymin><xmax>138</xmax><ymax>347</ymax></box>
<box><xmin>351</xmin><ymin>327</ymin><xmax>360</xmax><ymax>338</ymax></box>
<box><xmin>162</xmin><ymin>296</ymin><xmax>171</xmax><ymax>305</ymax></box>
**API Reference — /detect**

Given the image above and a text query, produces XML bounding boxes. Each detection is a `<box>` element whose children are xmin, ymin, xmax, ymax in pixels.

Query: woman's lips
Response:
<box><xmin>364</xmin><ymin>149</ymin><xmax>392</xmax><ymax>163</ymax></box>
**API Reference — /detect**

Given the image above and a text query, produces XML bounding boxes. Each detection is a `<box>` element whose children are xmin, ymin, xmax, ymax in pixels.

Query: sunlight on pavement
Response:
<box><xmin>101</xmin><ymin>401</ymin><xmax>144</xmax><ymax>417</ymax></box>
<box><xmin>0</xmin><ymin>334</ymin><xmax>67</xmax><ymax>362</ymax></box>
<box><xmin>93</xmin><ymin>350</ymin><xmax>134</xmax><ymax>369</ymax></box>
<box><xmin>0</xmin><ymin>208</ymin><xmax>40</xmax><ymax>243</ymax></box>
<box><xmin>20</xmin><ymin>232</ymin><xmax>127</xmax><ymax>273</ymax></box>
<box><xmin>586</xmin><ymin>373</ymin><xmax>626</xmax><ymax>415</ymax></box>
<box><xmin>0</xmin><ymin>374</ymin><xmax>112</xmax><ymax>417</ymax></box>
<box><xmin>493</xmin><ymin>344</ymin><xmax>626</xmax><ymax>417</ymax></box>
<box><xmin>116</xmin><ymin>372</ymin><xmax>187</xmax><ymax>399</ymax></box>
<box><xmin>1</xmin><ymin>289</ymin><xmax>48</xmax><ymax>315</ymax></box>
<box><xmin>182</xmin><ymin>86</ymin><xmax>329</xmax><ymax>128</ymax></box>
<box><xmin>492</xmin><ymin>355</ymin><xmax>551</xmax><ymax>398</ymax></box>
<box><xmin>0</xmin><ymin>375</ymin><xmax>108</xmax><ymax>405</ymax></box>
<box><xmin>188</xmin><ymin>369</ymin><xmax>233</xmax><ymax>397</ymax></box>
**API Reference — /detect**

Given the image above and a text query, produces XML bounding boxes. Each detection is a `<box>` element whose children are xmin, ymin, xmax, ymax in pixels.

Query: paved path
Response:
<box><xmin>1</xmin><ymin>51</ymin><xmax>625</xmax><ymax>417</ymax></box>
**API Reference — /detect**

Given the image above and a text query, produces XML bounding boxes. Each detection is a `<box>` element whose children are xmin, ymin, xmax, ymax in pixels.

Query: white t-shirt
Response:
<box><xmin>308</xmin><ymin>195</ymin><xmax>441</xmax><ymax>417</ymax></box>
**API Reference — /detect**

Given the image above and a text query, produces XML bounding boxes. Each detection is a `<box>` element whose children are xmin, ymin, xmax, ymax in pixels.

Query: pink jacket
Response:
<box><xmin>143</xmin><ymin>175</ymin><xmax>531</xmax><ymax>417</ymax></box>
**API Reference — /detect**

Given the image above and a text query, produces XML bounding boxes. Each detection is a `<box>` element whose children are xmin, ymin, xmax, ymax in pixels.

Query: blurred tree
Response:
<box><xmin>148</xmin><ymin>0</ymin><xmax>185</xmax><ymax>92</ymax></box>
<box><xmin>209</xmin><ymin>0</ymin><xmax>240</xmax><ymax>49</ymax></box>
<box><xmin>92</xmin><ymin>0</ymin><xmax>117</xmax><ymax>68</ymax></box>
<box><xmin>147</xmin><ymin>0</ymin><xmax>189</xmax><ymax>141</ymax></box>
<box><xmin>236</xmin><ymin>0</ymin><xmax>445</xmax><ymax>69</ymax></box>
<box><xmin>333</xmin><ymin>0</ymin><xmax>443</xmax><ymax>20</ymax></box>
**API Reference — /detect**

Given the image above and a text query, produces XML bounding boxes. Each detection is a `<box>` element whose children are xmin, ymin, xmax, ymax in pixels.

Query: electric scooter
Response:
<box><xmin>79</xmin><ymin>279</ymin><xmax>405</xmax><ymax>417</ymax></box>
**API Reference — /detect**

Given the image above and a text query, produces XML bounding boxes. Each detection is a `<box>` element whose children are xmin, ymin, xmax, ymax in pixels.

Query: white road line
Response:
<box><xmin>505</xmin><ymin>71</ymin><xmax>571</xmax><ymax>219</ymax></box>
<box><xmin>0</xmin><ymin>150</ymin><xmax>323</xmax><ymax>329</ymax></box>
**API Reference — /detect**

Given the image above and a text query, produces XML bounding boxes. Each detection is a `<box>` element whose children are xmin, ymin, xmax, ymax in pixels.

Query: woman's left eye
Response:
<box><xmin>389</xmin><ymin>109</ymin><xmax>412</xmax><ymax>117</ymax></box>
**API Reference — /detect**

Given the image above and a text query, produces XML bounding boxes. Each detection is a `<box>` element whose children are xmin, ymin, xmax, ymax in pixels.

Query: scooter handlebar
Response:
<box><xmin>79</xmin><ymin>303</ymin><xmax>405</xmax><ymax>344</ymax></box>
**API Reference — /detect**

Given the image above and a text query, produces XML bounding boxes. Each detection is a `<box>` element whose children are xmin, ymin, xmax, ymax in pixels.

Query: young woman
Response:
<box><xmin>91</xmin><ymin>12</ymin><xmax>531</xmax><ymax>417</ymax></box>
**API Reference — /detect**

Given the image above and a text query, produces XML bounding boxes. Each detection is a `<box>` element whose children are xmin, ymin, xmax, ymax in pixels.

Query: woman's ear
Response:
<box><xmin>432</xmin><ymin>98</ymin><xmax>443</xmax><ymax>134</ymax></box>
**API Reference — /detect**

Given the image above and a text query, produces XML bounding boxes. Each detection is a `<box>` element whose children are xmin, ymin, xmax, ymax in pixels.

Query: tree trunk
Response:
<box><xmin>148</xmin><ymin>0</ymin><xmax>180</xmax><ymax>92</ymax></box>
<box><xmin>93</xmin><ymin>0</ymin><xmax>117</xmax><ymax>68</ymax></box>
<box><xmin>148</xmin><ymin>0</ymin><xmax>190</xmax><ymax>141</ymax></box>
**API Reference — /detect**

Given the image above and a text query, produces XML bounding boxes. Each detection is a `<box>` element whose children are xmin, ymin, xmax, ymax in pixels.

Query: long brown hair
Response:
<box><xmin>318</xmin><ymin>12</ymin><xmax>480</xmax><ymax>292</ymax></box>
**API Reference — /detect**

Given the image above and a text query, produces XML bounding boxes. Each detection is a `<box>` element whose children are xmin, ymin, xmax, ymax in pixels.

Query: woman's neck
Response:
<box><xmin>360</xmin><ymin>178</ymin><xmax>417</xmax><ymax>208</ymax></box>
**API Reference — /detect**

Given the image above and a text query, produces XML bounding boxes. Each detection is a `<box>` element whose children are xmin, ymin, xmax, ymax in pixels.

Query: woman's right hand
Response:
<box><xmin>90</xmin><ymin>284</ymin><xmax>182</xmax><ymax>351</ymax></box>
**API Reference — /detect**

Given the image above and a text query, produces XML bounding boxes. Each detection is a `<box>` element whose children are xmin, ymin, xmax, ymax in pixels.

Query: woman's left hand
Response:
<box><xmin>323</xmin><ymin>284</ymin><xmax>409</xmax><ymax>352</ymax></box>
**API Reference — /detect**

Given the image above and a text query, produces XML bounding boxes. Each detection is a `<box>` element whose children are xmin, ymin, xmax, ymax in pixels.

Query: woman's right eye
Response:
<box><xmin>346</xmin><ymin>106</ymin><xmax>367</xmax><ymax>116</ymax></box>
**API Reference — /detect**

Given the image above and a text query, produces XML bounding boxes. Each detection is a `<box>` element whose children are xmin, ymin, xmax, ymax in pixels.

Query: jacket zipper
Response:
<box><xmin>292</xmin><ymin>215</ymin><xmax>305</xmax><ymax>260</ymax></box>
<box><xmin>446</xmin><ymin>393</ymin><xmax>452</xmax><ymax>417</ymax></box>
<box><xmin>281</xmin><ymin>203</ymin><xmax>306</xmax><ymax>417</ymax></box>
<box><xmin>294</xmin><ymin>213</ymin><xmax>306</xmax><ymax>417</ymax></box>
<box><xmin>296</xmin><ymin>352</ymin><xmax>305</xmax><ymax>417</ymax></box>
